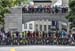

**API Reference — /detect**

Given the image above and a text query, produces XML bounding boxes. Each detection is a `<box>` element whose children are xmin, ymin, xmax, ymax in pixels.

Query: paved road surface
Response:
<box><xmin>0</xmin><ymin>46</ymin><xmax>75</xmax><ymax>51</ymax></box>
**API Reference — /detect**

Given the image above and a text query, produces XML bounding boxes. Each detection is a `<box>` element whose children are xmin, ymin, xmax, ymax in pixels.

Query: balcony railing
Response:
<box><xmin>22</xmin><ymin>6</ymin><xmax>68</xmax><ymax>13</ymax></box>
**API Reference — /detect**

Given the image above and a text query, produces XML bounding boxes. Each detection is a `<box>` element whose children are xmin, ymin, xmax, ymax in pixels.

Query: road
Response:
<box><xmin>0</xmin><ymin>46</ymin><xmax>75</xmax><ymax>51</ymax></box>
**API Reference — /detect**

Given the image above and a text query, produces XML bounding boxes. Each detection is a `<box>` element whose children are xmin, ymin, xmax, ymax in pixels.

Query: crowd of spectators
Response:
<box><xmin>22</xmin><ymin>5</ymin><xmax>68</xmax><ymax>13</ymax></box>
<box><xmin>0</xmin><ymin>29</ymin><xmax>75</xmax><ymax>46</ymax></box>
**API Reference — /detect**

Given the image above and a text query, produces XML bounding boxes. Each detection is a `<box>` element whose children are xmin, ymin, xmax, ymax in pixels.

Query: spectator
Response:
<box><xmin>15</xmin><ymin>31</ymin><xmax>20</xmax><ymax>38</ymax></box>
<box><xmin>38</xmin><ymin>5</ymin><xmax>43</xmax><ymax>13</ymax></box>
<box><xmin>54</xmin><ymin>6</ymin><xmax>59</xmax><ymax>13</ymax></box>
<box><xmin>6</xmin><ymin>31</ymin><xmax>11</xmax><ymax>38</ymax></box>
<box><xmin>22</xmin><ymin>6</ymin><xmax>27</xmax><ymax>13</ymax></box>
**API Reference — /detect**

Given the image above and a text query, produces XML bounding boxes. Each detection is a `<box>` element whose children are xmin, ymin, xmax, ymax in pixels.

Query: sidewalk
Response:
<box><xmin>0</xmin><ymin>46</ymin><xmax>75</xmax><ymax>51</ymax></box>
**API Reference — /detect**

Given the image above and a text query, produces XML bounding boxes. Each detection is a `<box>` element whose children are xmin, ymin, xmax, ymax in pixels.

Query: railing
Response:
<box><xmin>22</xmin><ymin>7</ymin><xmax>68</xmax><ymax>13</ymax></box>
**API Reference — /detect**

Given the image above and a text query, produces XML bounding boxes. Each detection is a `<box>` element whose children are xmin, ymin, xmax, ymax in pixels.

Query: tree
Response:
<box><xmin>0</xmin><ymin>0</ymin><xmax>16</xmax><ymax>25</ymax></box>
<box><xmin>66</xmin><ymin>0</ymin><xmax>75</xmax><ymax>22</ymax></box>
<box><xmin>66</xmin><ymin>0</ymin><xmax>75</xmax><ymax>28</ymax></box>
<box><xmin>0</xmin><ymin>0</ymin><xmax>30</xmax><ymax>25</ymax></box>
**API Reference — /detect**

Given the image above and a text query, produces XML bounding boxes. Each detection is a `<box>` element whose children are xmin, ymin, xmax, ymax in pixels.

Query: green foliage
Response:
<box><xmin>69</xmin><ymin>0</ymin><xmax>75</xmax><ymax>12</ymax></box>
<box><xmin>66</xmin><ymin>0</ymin><xmax>75</xmax><ymax>22</ymax></box>
<box><xmin>0</xmin><ymin>0</ymin><xmax>30</xmax><ymax>24</ymax></box>
<box><xmin>0</xmin><ymin>0</ymin><xmax>11</xmax><ymax>24</ymax></box>
<box><xmin>21</xmin><ymin>0</ymin><xmax>31</xmax><ymax>4</ymax></box>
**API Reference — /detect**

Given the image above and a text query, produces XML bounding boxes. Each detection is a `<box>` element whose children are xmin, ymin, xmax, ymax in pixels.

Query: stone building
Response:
<box><xmin>22</xmin><ymin>20</ymin><xmax>67</xmax><ymax>33</ymax></box>
<box><xmin>4</xmin><ymin>0</ymin><xmax>69</xmax><ymax>33</ymax></box>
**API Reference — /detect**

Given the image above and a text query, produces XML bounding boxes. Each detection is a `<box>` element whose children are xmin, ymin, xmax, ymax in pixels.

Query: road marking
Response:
<box><xmin>10</xmin><ymin>48</ymin><xmax>16</xmax><ymax>51</ymax></box>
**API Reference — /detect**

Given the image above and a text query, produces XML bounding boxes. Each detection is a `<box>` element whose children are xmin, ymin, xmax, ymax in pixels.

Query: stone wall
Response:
<box><xmin>4</xmin><ymin>7</ymin><xmax>22</xmax><ymax>32</ymax></box>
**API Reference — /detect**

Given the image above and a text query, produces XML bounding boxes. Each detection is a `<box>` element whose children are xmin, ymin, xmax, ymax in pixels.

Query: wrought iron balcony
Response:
<box><xmin>22</xmin><ymin>6</ymin><xmax>68</xmax><ymax>14</ymax></box>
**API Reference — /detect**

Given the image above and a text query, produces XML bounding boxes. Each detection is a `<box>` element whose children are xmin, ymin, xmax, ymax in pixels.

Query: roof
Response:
<box><xmin>33</xmin><ymin>0</ymin><xmax>52</xmax><ymax>2</ymax></box>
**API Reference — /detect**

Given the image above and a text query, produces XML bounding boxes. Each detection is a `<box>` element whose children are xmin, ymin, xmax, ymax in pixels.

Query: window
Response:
<box><xmin>44</xmin><ymin>25</ymin><xmax>47</xmax><ymax>31</ymax></box>
<box><xmin>48</xmin><ymin>25</ymin><xmax>51</xmax><ymax>30</ymax></box>
<box><xmin>62</xmin><ymin>25</ymin><xmax>67</xmax><ymax>31</ymax></box>
<box><xmin>72</xmin><ymin>29</ymin><xmax>75</xmax><ymax>32</ymax></box>
<box><xmin>52</xmin><ymin>20</ymin><xmax>56</xmax><ymax>26</ymax></box>
<box><xmin>35</xmin><ymin>24</ymin><xmax>38</xmax><ymax>31</ymax></box>
<box><xmin>29</xmin><ymin>24</ymin><xmax>33</xmax><ymax>29</ymax></box>
<box><xmin>36</xmin><ymin>24</ymin><xmax>38</xmax><ymax>28</ymax></box>
<box><xmin>40</xmin><ymin>25</ymin><xmax>42</xmax><ymax>31</ymax></box>
<box><xmin>24</xmin><ymin>24</ymin><xmax>27</xmax><ymax>29</ymax></box>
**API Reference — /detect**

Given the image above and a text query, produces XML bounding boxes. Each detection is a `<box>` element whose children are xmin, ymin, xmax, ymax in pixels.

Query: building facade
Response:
<box><xmin>22</xmin><ymin>20</ymin><xmax>67</xmax><ymax>33</ymax></box>
<box><xmin>4</xmin><ymin>0</ymin><xmax>69</xmax><ymax>33</ymax></box>
<box><xmin>4</xmin><ymin>7</ymin><xmax>22</xmax><ymax>32</ymax></box>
